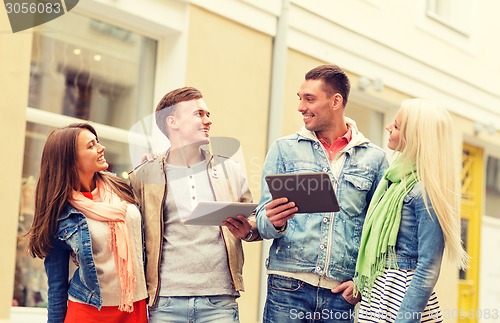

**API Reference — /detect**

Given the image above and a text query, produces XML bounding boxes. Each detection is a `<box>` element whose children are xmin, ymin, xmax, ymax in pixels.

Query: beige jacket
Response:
<box><xmin>129</xmin><ymin>149</ymin><xmax>252</xmax><ymax>306</ymax></box>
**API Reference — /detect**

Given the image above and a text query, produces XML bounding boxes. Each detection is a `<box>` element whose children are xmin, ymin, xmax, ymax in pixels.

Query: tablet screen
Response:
<box><xmin>265</xmin><ymin>172</ymin><xmax>339</xmax><ymax>213</ymax></box>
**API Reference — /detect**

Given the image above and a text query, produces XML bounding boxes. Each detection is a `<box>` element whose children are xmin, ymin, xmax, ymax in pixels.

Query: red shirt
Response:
<box><xmin>81</xmin><ymin>191</ymin><xmax>93</xmax><ymax>200</ymax></box>
<box><xmin>318</xmin><ymin>126</ymin><xmax>352</xmax><ymax>161</ymax></box>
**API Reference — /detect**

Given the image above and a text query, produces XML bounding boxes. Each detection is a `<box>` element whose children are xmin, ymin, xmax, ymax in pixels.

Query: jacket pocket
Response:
<box><xmin>56</xmin><ymin>224</ymin><xmax>80</xmax><ymax>252</ymax></box>
<box><xmin>57</xmin><ymin>225</ymin><xmax>78</xmax><ymax>241</ymax></box>
<box><xmin>340</xmin><ymin>174</ymin><xmax>373</xmax><ymax>216</ymax></box>
<box><xmin>268</xmin><ymin>275</ymin><xmax>305</xmax><ymax>292</ymax></box>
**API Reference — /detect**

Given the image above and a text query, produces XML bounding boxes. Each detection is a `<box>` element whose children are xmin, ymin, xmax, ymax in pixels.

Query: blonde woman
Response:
<box><xmin>354</xmin><ymin>98</ymin><xmax>468</xmax><ymax>323</ymax></box>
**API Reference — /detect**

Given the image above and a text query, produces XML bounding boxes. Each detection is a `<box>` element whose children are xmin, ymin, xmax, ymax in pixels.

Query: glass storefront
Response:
<box><xmin>28</xmin><ymin>13</ymin><xmax>157</xmax><ymax>130</ymax></box>
<box><xmin>486</xmin><ymin>156</ymin><xmax>500</xmax><ymax>219</ymax></box>
<box><xmin>13</xmin><ymin>12</ymin><xmax>157</xmax><ymax>308</ymax></box>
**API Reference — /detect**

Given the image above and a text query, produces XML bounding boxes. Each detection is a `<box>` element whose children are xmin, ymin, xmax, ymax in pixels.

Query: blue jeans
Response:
<box><xmin>149</xmin><ymin>295</ymin><xmax>239</xmax><ymax>323</ymax></box>
<box><xmin>264</xmin><ymin>275</ymin><xmax>355</xmax><ymax>323</ymax></box>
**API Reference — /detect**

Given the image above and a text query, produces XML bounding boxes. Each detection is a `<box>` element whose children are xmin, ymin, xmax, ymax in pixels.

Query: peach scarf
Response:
<box><xmin>69</xmin><ymin>180</ymin><xmax>135</xmax><ymax>312</ymax></box>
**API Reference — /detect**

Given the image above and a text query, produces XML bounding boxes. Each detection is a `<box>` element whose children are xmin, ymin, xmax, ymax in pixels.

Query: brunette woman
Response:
<box><xmin>27</xmin><ymin>123</ymin><xmax>147</xmax><ymax>323</ymax></box>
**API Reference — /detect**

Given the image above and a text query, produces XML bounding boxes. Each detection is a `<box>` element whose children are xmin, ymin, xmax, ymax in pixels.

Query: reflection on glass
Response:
<box><xmin>459</xmin><ymin>218</ymin><xmax>468</xmax><ymax>280</ymax></box>
<box><xmin>28</xmin><ymin>13</ymin><xmax>157</xmax><ymax>130</ymax></box>
<box><xmin>486</xmin><ymin>156</ymin><xmax>500</xmax><ymax>219</ymax></box>
<box><xmin>16</xmin><ymin>9</ymin><xmax>158</xmax><ymax>310</ymax></box>
<box><xmin>14</xmin><ymin>124</ymin><xmax>54</xmax><ymax>307</ymax></box>
<box><xmin>16</xmin><ymin>176</ymin><xmax>45</xmax><ymax>308</ymax></box>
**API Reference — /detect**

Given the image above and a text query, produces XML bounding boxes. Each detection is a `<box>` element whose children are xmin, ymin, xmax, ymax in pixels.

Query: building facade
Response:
<box><xmin>2</xmin><ymin>1</ymin><xmax>500</xmax><ymax>322</ymax></box>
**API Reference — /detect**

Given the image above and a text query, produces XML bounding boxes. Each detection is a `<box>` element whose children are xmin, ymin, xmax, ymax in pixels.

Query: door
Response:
<box><xmin>459</xmin><ymin>144</ymin><xmax>483</xmax><ymax>322</ymax></box>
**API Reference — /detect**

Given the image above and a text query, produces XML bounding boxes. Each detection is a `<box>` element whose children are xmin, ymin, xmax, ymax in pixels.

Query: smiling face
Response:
<box><xmin>386</xmin><ymin>108</ymin><xmax>404</xmax><ymax>151</ymax></box>
<box><xmin>169</xmin><ymin>98</ymin><xmax>212</xmax><ymax>148</ymax></box>
<box><xmin>297</xmin><ymin>79</ymin><xmax>337</xmax><ymax>135</ymax></box>
<box><xmin>76</xmin><ymin>129</ymin><xmax>108</xmax><ymax>187</ymax></box>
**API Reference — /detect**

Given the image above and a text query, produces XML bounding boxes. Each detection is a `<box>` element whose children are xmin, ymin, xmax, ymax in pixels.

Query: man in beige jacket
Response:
<box><xmin>129</xmin><ymin>87</ymin><xmax>259</xmax><ymax>323</ymax></box>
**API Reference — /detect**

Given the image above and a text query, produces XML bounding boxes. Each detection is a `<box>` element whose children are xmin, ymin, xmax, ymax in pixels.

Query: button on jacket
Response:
<box><xmin>256</xmin><ymin>120</ymin><xmax>388</xmax><ymax>283</ymax></box>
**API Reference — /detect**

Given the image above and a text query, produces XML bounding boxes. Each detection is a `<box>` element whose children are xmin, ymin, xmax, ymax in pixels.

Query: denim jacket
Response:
<box><xmin>392</xmin><ymin>182</ymin><xmax>445</xmax><ymax>322</ymax></box>
<box><xmin>256</xmin><ymin>120</ymin><xmax>388</xmax><ymax>282</ymax></box>
<box><xmin>44</xmin><ymin>203</ymin><xmax>101</xmax><ymax>323</ymax></box>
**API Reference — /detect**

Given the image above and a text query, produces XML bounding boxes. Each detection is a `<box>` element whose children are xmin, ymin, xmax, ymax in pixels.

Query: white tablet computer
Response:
<box><xmin>183</xmin><ymin>201</ymin><xmax>257</xmax><ymax>226</ymax></box>
<box><xmin>265</xmin><ymin>172</ymin><xmax>339</xmax><ymax>213</ymax></box>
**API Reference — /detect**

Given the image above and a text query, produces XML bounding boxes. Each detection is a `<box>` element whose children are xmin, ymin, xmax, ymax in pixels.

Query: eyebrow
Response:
<box><xmin>86</xmin><ymin>137</ymin><xmax>97</xmax><ymax>145</ymax></box>
<box><xmin>298</xmin><ymin>92</ymin><xmax>315</xmax><ymax>99</ymax></box>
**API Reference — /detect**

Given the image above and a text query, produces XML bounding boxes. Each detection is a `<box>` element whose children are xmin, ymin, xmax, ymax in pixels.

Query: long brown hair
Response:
<box><xmin>26</xmin><ymin>123</ymin><xmax>136</xmax><ymax>258</ymax></box>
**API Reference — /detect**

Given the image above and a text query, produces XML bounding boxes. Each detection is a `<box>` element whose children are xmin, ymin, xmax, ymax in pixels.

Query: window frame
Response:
<box><xmin>417</xmin><ymin>0</ymin><xmax>478</xmax><ymax>54</ymax></box>
<box><xmin>425</xmin><ymin>0</ymin><xmax>471</xmax><ymax>36</ymax></box>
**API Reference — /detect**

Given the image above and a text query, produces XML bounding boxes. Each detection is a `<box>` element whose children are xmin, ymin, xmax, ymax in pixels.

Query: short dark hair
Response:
<box><xmin>155</xmin><ymin>87</ymin><xmax>203</xmax><ymax>136</ymax></box>
<box><xmin>305</xmin><ymin>64</ymin><xmax>350</xmax><ymax>107</ymax></box>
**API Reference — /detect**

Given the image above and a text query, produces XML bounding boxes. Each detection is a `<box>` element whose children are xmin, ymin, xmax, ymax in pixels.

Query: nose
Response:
<box><xmin>298</xmin><ymin>101</ymin><xmax>306</xmax><ymax>113</ymax></box>
<box><xmin>97</xmin><ymin>142</ymin><xmax>106</xmax><ymax>152</ymax></box>
<box><xmin>385</xmin><ymin>123</ymin><xmax>392</xmax><ymax>132</ymax></box>
<box><xmin>203</xmin><ymin>114</ymin><xmax>212</xmax><ymax>125</ymax></box>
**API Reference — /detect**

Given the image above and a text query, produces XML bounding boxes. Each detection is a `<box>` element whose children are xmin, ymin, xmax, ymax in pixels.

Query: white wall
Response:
<box><xmin>194</xmin><ymin>0</ymin><xmax>500</xmax><ymax>131</ymax></box>
<box><xmin>479</xmin><ymin>216</ymin><xmax>500</xmax><ymax>323</ymax></box>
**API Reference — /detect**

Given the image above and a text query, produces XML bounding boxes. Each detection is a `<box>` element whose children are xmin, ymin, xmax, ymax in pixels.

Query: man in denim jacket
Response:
<box><xmin>256</xmin><ymin>65</ymin><xmax>388</xmax><ymax>323</ymax></box>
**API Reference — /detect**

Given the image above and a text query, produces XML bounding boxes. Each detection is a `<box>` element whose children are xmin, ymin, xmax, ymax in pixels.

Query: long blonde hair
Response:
<box><xmin>396</xmin><ymin>98</ymin><xmax>469</xmax><ymax>269</ymax></box>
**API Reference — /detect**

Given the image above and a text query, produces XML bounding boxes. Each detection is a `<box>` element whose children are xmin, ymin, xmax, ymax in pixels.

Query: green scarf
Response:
<box><xmin>353</xmin><ymin>158</ymin><xmax>417</xmax><ymax>298</ymax></box>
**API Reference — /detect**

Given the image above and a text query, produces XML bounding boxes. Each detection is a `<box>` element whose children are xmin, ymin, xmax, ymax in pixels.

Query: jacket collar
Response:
<box><xmin>59</xmin><ymin>203</ymin><xmax>82</xmax><ymax>221</ymax></box>
<box><xmin>160</xmin><ymin>148</ymin><xmax>215</xmax><ymax>174</ymax></box>
<box><xmin>296</xmin><ymin>117</ymin><xmax>370</xmax><ymax>150</ymax></box>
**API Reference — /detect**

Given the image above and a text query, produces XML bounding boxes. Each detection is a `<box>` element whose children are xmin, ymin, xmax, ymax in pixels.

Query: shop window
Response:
<box><xmin>486</xmin><ymin>156</ymin><xmax>500</xmax><ymax>219</ymax></box>
<box><xmin>13</xmin><ymin>13</ymin><xmax>157</xmax><ymax>309</ymax></box>
<box><xmin>28</xmin><ymin>13</ymin><xmax>156</xmax><ymax>130</ymax></box>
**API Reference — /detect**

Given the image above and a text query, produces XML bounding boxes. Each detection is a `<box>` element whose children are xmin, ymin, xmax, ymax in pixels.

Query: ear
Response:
<box><xmin>166</xmin><ymin>115</ymin><xmax>179</xmax><ymax>130</ymax></box>
<box><xmin>331</xmin><ymin>93</ymin><xmax>344</xmax><ymax>111</ymax></box>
